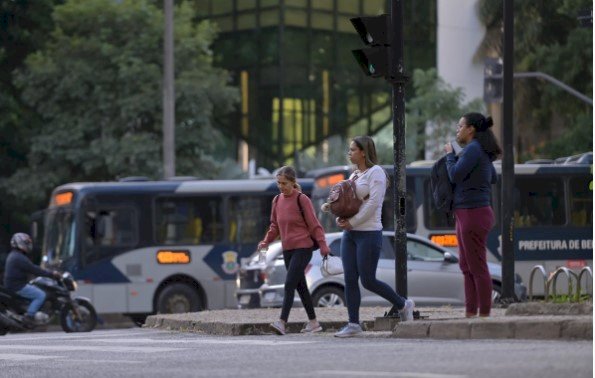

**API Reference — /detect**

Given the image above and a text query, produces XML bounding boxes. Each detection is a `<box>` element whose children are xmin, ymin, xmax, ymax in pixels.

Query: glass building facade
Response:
<box><xmin>194</xmin><ymin>0</ymin><xmax>436</xmax><ymax>171</ymax></box>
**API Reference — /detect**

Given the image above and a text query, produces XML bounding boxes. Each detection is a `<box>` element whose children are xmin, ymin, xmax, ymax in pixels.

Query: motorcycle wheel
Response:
<box><xmin>60</xmin><ymin>300</ymin><xmax>97</xmax><ymax>333</ymax></box>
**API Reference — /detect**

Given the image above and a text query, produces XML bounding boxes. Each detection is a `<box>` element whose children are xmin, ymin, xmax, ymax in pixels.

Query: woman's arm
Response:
<box><xmin>445</xmin><ymin>142</ymin><xmax>480</xmax><ymax>183</ymax></box>
<box><xmin>348</xmin><ymin>167</ymin><xmax>385</xmax><ymax>228</ymax></box>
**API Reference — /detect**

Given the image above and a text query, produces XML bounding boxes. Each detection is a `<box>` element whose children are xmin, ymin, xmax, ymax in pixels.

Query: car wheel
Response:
<box><xmin>492</xmin><ymin>282</ymin><xmax>502</xmax><ymax>304</ymax></box>
<box><xmin>312</xmin><ymin>286</ymin><xmax>345</xmax><ymax>307</ymax></box>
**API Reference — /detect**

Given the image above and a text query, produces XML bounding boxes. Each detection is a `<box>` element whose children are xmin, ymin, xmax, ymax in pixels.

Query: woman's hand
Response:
<box><xmin>319</xmin><ymin>244</ymin><xmax>330</xmax><ymax>256</ymax></box>
<box><xmin>257</xmin><ymin>241</ymin><xmax>268</xmax><ymax>250</ymax></box>
<box><xmin>336</xmin><ymin>217</ymin><xmax>353</xmax><ymax>230</ymax></box>
<box><xmin>444</xmin><ymin>142</ymin><xmax>453</xmax><ymax>154</ymax></box>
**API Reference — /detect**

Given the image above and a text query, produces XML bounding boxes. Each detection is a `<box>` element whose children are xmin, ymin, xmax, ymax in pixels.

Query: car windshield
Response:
<box><xmin>44</xmin><ymin>207</ymin><xmax>76</xmax><ymax>263</ymax></box>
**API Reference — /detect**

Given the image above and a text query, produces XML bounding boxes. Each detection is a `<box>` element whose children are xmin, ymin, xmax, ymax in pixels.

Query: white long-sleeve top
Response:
<box><xmin>347</xmin><ymin>165</ymin><xmax>387</xmax><ymax>231</ymax></box>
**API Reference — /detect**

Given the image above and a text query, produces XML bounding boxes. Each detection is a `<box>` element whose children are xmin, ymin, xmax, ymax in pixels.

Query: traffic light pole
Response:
<box><xmin>390</xmin><ymin>0</ymin><xmax>409</xmax><ymax>298</ymax></box>
<box><xmin>501</xmin><ymin>0</ymin><xmax>515</xmax><ymax>301</ymax></box>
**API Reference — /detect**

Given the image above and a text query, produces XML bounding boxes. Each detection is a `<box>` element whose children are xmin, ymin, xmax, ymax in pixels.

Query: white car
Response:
<box><xmin>236</xmin><ymin>232</ymin><xmax>526</xmax><ymax>308</ymax></box>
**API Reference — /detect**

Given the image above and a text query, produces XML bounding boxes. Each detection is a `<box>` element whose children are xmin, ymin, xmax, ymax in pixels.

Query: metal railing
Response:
<box><xmin>528</xmin><ymin>265</ymin><xmax>593</xmax><ymax>302</ymax></box>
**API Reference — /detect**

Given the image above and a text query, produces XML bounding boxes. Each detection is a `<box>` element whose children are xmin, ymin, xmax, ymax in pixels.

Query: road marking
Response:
<box><xmin>89</xmin><ymin>337</ymin><xmax>315</xmax><ymax>346</ymax></box>
<box><xmin>314</xmin><ymin>372</ymin><xmax>468</xmax><ymax>378</ymax></box>
<box><xmin>0</xmin><ymin>345</ymin><xmax>183</xmax><ymax>353</ymax></box>
<box><xmin>0</xmin><ymin>329</ymin><xmax>160</xmax><ymax>342</ymax></box>
<box><xmin>0</xmin><ymin>353</ymin><xmax>59</xmax><ymax>361</ymax></box>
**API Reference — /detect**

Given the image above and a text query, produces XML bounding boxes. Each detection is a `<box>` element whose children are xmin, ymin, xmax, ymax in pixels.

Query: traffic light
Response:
<box><xmin>350</xmin><ymin>15</ymin><xmax>390</xmax><ymax>78</ymax></box>
<box><xmin>484</xmin><ymin>57</ymin><xmax>503</xmax><ymax>103</ymax></box>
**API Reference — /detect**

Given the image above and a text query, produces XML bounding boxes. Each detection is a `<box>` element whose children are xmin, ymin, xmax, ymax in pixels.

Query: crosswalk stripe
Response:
<box><xmin>89</xmin><ymin>337</ymin><xmax>315</xmax><ymax>346</ymax></box>
<box><xmin>0</xmin><ymin>353</ymin><xmax>59</xmax><ymax>361</ymax></box>
<box><xmin>0</xmin><ymin>345</ymin><xmax>182</xmax><ymax>353</ymax></box>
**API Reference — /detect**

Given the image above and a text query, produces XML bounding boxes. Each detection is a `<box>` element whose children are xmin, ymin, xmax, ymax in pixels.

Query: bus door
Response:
<box><xmin>78</xmin><ymin>196</ymin><xmax>139</xmax><ymax>313</ymax></box>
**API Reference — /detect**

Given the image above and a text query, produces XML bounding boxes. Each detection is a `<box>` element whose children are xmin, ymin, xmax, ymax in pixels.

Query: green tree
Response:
<box><xmin>0</xmin><ymin>0</ymin><xmax>64</xmax><ymax>247</ymax></box>
<box><xmin>404</xmin><ymin>68</ymin><xmax>484</xmax><ymax>161</ymax></box>
<box><xmin>4</xmin><ymin>0</ymin><xmax>238</xmax><ymax>204</ymax></box>
<box><xmin>477</xmin><ymin>0</ymin><xmax>592</xmax><ymax>160</ymax></box>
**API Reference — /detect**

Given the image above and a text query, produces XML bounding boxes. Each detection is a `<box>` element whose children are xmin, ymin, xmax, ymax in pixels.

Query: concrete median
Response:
<box><xmin>144</xmin><ymin>303</ymin><xmax>592</xmax><ymax>340</ymax></box>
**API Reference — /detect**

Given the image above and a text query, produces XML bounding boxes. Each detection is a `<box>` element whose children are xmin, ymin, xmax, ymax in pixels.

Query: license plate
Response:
<box><xmin>239</xmin><ymin>295</ymin><xmax>252</xmax><ymax>305</ymax></box>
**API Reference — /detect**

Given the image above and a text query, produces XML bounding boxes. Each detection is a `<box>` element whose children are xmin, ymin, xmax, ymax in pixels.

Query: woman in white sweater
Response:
<box><xmin>334</xmin><ymin>136</ymin><xmax>415</xmax><ymax>338</ymax></box>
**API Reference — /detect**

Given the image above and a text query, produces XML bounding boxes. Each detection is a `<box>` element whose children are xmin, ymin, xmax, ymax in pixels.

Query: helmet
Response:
<box><xmin>10</xmin><ymin>233</ymin><xmax>33</xmax><ymax>253</ymax></box>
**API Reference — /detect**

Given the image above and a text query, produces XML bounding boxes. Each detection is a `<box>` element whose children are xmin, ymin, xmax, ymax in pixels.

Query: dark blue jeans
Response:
<box><xmin>17</xmin><ymin>284</ymin><xmax>46</xmax><ymax>316</ymax></box>
<box><xmin>341</xmin><ymin>230</ymin><xmax>406</xmax><ymax>324</ymax></box>
<box><xmin>280</xmin><ymin>248</ymin><xmax>316</xmax><ymax>322</ymax></box>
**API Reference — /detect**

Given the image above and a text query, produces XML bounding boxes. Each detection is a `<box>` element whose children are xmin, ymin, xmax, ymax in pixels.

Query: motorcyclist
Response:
<box><xmin>3</xmin><ymin>233</ymin><xmax>61</xmax><ymax>322</ymax></box>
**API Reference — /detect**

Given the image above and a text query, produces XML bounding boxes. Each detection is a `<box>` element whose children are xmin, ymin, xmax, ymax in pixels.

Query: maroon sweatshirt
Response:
<box><xmin>262</xmin><ymin>190</ymin><xmax>328</xmax><ymax>251</ymax></box>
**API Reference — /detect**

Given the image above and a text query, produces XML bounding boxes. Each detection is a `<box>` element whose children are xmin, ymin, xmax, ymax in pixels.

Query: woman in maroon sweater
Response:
<box><xmin>258</xmin><ymin>166</ymin><xmax>331</xmax><ymax>335</ymax></box>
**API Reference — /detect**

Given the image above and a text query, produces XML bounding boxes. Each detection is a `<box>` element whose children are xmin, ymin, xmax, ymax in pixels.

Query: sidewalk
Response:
<box><xmin>144</xmin><ymin>303</ymin><xmax>592</xmax><ymax>340</ymax></box>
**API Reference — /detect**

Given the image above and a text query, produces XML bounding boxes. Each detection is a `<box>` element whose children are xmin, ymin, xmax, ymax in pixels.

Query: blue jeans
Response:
<box><xmin>17</xmin><ymin>284</ymin><xmax>46</xmax><ymax>316</ymax></box>
<box><xmin>341</xmin><ymin>230</ymin><xmax>406</xmax><ymax>324</ymax></box>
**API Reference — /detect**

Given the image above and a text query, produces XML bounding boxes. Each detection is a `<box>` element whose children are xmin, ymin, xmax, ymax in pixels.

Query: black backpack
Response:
<box><xmin>430</xmin><ymin>156</ymin><xmax>454</xmax><ymax>213</ymax></box>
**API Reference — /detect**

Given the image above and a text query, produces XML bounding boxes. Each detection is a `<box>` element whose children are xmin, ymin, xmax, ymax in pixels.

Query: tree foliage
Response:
<box><xmin>405</xmin><ymin>68</ymin><xmax>484</xmax><ymax>160</ymax></box>
<box><xmin>477</xmin><ymin>0</ymin><xmax>592</xmax><ymax>160</ymax></box>
<box><xmin>4</xmin><ymin>0</ymin><xmax>238</xmax><ymax>203</ymax></box>
<box><xmin>0</xmin><ymin>0</ymin><xmax>64</xmax><ymax>245</ymax></box>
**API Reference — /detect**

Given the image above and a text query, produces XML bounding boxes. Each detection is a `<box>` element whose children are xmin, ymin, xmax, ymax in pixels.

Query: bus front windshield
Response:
<box><xmin>44</xmin><ymin>208</ymin><xmax>76</xmax><ymax>263</ymax></box>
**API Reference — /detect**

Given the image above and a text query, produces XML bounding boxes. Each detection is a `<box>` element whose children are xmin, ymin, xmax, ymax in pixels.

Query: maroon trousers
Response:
<box><xmin>454</xmin><ymin>206</ymin><xmax>494</xmax><ymax>315</ymax></box>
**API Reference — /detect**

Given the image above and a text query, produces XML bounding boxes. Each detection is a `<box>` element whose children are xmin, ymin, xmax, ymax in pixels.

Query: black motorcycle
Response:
<box><xmin>0</xmin><ymin>272</ymin><xmax>97</xmax><ymax>335</ymax></box>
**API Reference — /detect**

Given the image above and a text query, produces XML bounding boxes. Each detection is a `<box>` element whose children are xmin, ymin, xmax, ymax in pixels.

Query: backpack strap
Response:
<box><xmin>296</xmin><ymin>193</ymin><xmax>308</xmax><ymax>227</ymax></box>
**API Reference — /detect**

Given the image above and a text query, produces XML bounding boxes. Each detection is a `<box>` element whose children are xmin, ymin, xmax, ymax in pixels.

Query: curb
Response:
<box><xmin>144</xmin><ymin>317</ymin><xmax>375</xmax><ymax>336</ymax></box>
<box><xmin>144</xmin><ymin>314</ymin><xmax>592</xmax><ymax>340</ymax></box>
<box><xmin>392</xmin><ymin>316</ymin><xmax>593</xmax><ymax>340</ymax></box>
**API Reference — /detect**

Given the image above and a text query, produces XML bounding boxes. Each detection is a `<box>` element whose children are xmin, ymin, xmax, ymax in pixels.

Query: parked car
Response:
<box><xmin>236</xmin><ymin>232</ymin><xmax>527</xmax><ymax>308</ymax></box>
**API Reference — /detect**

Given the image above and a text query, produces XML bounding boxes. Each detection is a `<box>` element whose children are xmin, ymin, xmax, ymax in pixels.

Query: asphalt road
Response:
<box><xmin>0</xmin><ymin>328</ymin><xmax>591</xmax><ymax>378</ymax></box>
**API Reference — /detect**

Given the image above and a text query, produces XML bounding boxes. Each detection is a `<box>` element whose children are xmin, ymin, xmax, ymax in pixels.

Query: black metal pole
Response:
<box><xmin>501</xmin><ymin>0</ymin><xmax>515</xmax><ymax>301</ymax></box>
<box><xmin>391</xmin><ymin>0</ymin><xmax>408</xmax><ymax>298</ymax></box>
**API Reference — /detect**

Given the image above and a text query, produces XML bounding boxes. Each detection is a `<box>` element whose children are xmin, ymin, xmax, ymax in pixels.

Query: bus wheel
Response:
<box><xmin>157</xmin><ymin>284</ymin><xmax>202</xmax><ymax>314</ymax></box>
<box><xmin>312</xmin><ymin>286</ymin><xmax>345</xmax><ymax>307</ymax></box>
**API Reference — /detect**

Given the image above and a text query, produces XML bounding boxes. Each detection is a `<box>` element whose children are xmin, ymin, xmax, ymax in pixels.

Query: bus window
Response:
<box><xmin>229</xmin><ymin>196</ymin><xmax>272</xmax><ymax>244</ymax></box>
<box><xmin>569</xmin><ymin>177</ymin><xmax>593</xmax><ymax>226</ymax></box>
<box><xmin>514</xmin><ymin>178</ymin><xmax>565</xmax><ymax>227</ymax></box>
<box><xmin>423</xmin><ymin>179</ymin><xmax>455</xmax><ymax>229</ymax></box>
<box><xmin>155</xmin><ymin>197</ymin><xmax>223</xmax><ymax>244</ymax></box>
<box><xmin>83</xmin><ymin>207</ymin><xmax>138</xmax><ymax>264</ymax></box>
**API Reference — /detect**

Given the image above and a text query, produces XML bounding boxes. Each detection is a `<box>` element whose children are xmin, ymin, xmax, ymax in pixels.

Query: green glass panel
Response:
<box><xmin>213</xmin><ymin>16</ymin><xmax>233</xmax><ymax>32</ymax></box>
<box><xmin>363</xmin><ymin>0</ymin><xmax>385</xmax><ymax>15</ymax></box>
<box><xmin>337</xmin><ymin>16</ymin><xmax>353</xmax><ymax>33</ymax></box>
<box><xmin>194</xmin><ymin>0</ymin><xmax>209</xmax><ymax>16</ymax></box>
<box><xmin>237</xmin><ymin>0</ymin><xmax>257</xmax><ymax>11</ymax></box>
<box><xmin>285</xmin><ymin>9</ymin><xmax>307</xmax><ymax>27</ymax></box>
<box><xmin>261</xmin><ymin>9</ymin><xmax>279</xmax><ymax>27</ymax></box>
<box><xmin>313</xmin><ymin>0</ymin><xmax>333</xmax><ymax>11</ymax></box>
<box><xmin>261</xmin><ymin>0</ymin><xmax>279</xmax><ymax>7</ymax></box>
<box><xmin>286</xmin><ymin>0</ymin><xmax>307</xmax><ymax>8</ymax></box>
<box><xmin>237</xmin><ymin>13</ymin><xmax>256</xmax><ymax>30</ymax></box>
<box><xmin>337</xmin><ymin>0</ymin><xmax>358</xmax><ymax>14</ymax></box>
<box><xmin>311</xmin><ymin>12</ymin><xmax>333</xmax><ymax>31</ymax></box>
<box><xmin>212</xmin><ymin>0</ymin><xmax>233</xmax><ymax>15</ymax></box>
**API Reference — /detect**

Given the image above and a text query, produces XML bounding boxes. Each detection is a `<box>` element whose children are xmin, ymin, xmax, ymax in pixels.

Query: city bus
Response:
<box><xmin>310</xmin><ymin>153</ymin><xmax>593</xmax><ymax>296</ymax></box>
<box><xmin>35</xmin><ymin>178</ymin><xmax>313</xmax><ymax>323</ymax></box>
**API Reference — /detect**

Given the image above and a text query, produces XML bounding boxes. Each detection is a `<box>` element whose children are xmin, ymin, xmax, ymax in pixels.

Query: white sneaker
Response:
<box><xmin>269</xmin><ymin>320</ymin><xmax>286</xmax><ymax>335</ymax></box>
<box><xmin>399</xmin><ymin>299</ymin><xmax>415</xmax><ymax>322</ymax></box>
<box><xmin>334</xmin><ymin>323</ymin><xmax>362</xmax><ymax>338</ymax></box>
<box><xmin>301</xmin><ymin>322</ymin><xmax>323</xmax><ymax>333</ymax></box>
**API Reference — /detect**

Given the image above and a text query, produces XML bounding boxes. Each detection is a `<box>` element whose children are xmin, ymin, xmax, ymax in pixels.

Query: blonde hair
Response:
<box><xmin>276</xmin><ymin>166</ymin><xmax>302</xmax><ymax>192</ymax></box>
